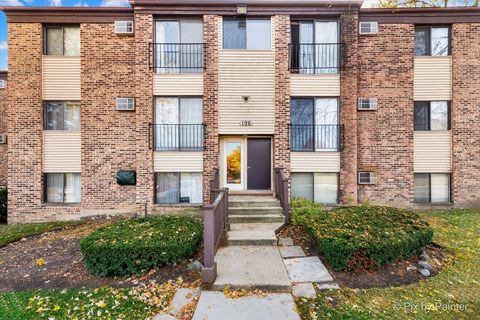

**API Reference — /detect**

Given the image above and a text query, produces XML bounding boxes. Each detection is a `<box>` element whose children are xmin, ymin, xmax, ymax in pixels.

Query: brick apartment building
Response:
<box><xmin>0</xmin><ymin>1</ymin><xmax>479</xmax><ymax>223</ymax></box>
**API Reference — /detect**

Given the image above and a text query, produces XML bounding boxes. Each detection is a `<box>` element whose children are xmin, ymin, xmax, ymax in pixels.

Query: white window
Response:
<box><xmin>358</xmin><ymin>98</ymin><xmax>377</xmax><ymax>110</ymax></box>
<box><xmin>155</xmin><ymin>172</ymin><xmax>203</xmax><ymax>204</ymax></box>
<box><xmin>223</xmin><ymin>18</ymin><xmax>271</xmax><ymax>50</ymax></box>
<box><xmin>45</xmin><ymin>173</ymin><xmax>81</xmax><ymax>203</ymax></box>
<box><xmin>115</xmin><ymin>21</ymin><xmax>134</xmax><ymax>34</ymax></box>
<box><xmin>414</xmin><ymin>173</ymin><xmax>450</xmax><ymax>204</ymax></box>
<box><xmin>291</xmin><ymin>172</ymin><xmax>339</xmax><ymax>204</ymax></box>
<box><xmin>358</xmin><ymin>172</ymin><xmax>376</xmax><ymax>185</ymax></box>
<box><xmin>116</xmin><ymin>98</ymin><xmax>135</xmax><ymax>111</ymax></box>
<box><xmin>359</xmin><ymin>22</ymin><xmax>378</xmax><ymax>35</ymax></box>
<box><xmin>0</xmin><ymin>80</ymin><xmax>6</xmax><ymax>89</ymax></box>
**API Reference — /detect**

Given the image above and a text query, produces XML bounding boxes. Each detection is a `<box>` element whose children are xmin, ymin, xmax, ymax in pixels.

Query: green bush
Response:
<box><xmin>80</xmin><ymin>215</ymin><xmax>203</xmax><ymax>277</ymax></box>
<box><xmin>291</xmin><ymin>199</ymin><xmax>434</xmax><ymax>271</ymax></box>
<box><xmin>0</xmin><ymin>188</ymin><xmax>6</xmax><ymax>224</ymax></box>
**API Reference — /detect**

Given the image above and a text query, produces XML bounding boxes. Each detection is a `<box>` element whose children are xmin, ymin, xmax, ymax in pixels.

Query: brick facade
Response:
<box><xmin>451</xmin><ymin>23</ymin><xmax>480</xmax><ymax>207</ymax></box>
<box><xmin>202</xmin><ymin>15</ymin><xmax>220</xmax><ymax>203</ymax></box>
<box><xmin>0</xmin><ymin>73</ymin><xmax>6</xmax><ymax>187</ymax></box>
<box><xmin>357</xmin><ymin>24</ymin><xmax>415</xmax><ymax>206</ymax></box>
<box><xmin>339</xmin><ymin>11</ymin><xmax>359</xmax><ymax>204</ymax></box>
<box><xmin>273</xmin><ymin>15</ymin><xmax>291</xmax><ymax>181</ymax></box>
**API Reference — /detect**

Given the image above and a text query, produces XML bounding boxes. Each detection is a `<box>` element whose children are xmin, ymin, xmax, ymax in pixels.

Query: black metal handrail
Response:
<box><xmin>151</xmin><ymin>124</ymin><xmax>205</xmax><ymax>151</ymax></box>
<box><xmin>289</xmin><ymin>43</ymin><xmax>342</xmax><ymax>73</ymax></box>
<box><xmin>291</xmin><ymin>124</ymin><xmax>341</xmax><ymax>151</ymax></box>
<box><xmin>151</xmin><ymin>43</ymin><xmax>205</xmax><ymax>73</ymax></box>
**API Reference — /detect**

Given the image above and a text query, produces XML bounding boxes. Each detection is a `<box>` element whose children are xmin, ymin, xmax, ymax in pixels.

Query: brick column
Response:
<box><xmin>339</xmin><ymin>12</ymin><xmax>359</xmax><ymax>204</ymax></box>
<box><xmin>0</xmin><ymin>78</ymin><xmax>7</xmax><ymax>187</ymax></box>
<box><xmin>451</xmin><ymin>23</ymin><xmax>480</xmax><ymax>207</ymax></box>
<box><xmin>273</xmin><ymin>15</ymin><xmax>291</xmax><ymax>181</ymax></box>
<box><xmin>135</xmin><ymin>14</ymin><xmax>155</xmax><ymax>209</ymax></box>
<box><xmin>7</xmin><ymin>23</ymin><xmax>44</xmax><ymax>222</ymax></box>
<box><xmin>203</xmin><ymin>15</ymin><xmax>220</xmax><ymax>203</ymax></box>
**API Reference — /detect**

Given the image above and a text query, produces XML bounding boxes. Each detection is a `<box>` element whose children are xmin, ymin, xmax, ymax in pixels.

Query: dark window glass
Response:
<box><xmin>156</xmin><ymin>172</ymin><xmax>180</xmax><ymax>203</ymax></box>
<box><xmin>45</xmin><ymin>101</ymin><xmax>80</xmax><ymax>131</ymax></box>
<box><xmin>291</xmin><ymin>98</ymin><xmax>314</xmax><ymax>150</ymax></box>
<box><xmin>415</xmin><ymin>27</ymin><xmax>429</xmax><ymax>56</ymax></box>
<box><xmin>223</xmin><ymin>18</ymin><xmax>246</xmax><ymax>49</ymax></box>
<box><xmin>414</xmin><ymin>102</ymin><xmax>429</xmax><ymax>131</ymax></box>
<box><xmin>414</xmin><ymin>173</ymin><xmax>430</xmax><ymax>203</ymax></box>
<box><xmin>45</xmin><ymin>26</ymin><xmax>80</xmax><ymax>56</ymax></box>
<box><xmin>155</xmin><ymin>172</ymin><xmax>203</xmax><ymax>204</ymax></box>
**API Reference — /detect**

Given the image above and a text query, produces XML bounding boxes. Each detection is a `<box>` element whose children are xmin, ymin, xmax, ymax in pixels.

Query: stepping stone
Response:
<box><xmin>213</xmin><ymin>246</ymin><xmax>291</xmax><ymax>291</ymax></box>
<box><xmin>192</xmin><ymin>291</ymin><xmax>301</xmax><ymax>320</ymax></box>
<box><xmin>153</xmin><ymin>314</ymin><xmax>177</xmax><ymax>320</ymax></box>
<box><xmin>170</xmin><ymin>287</ymin><xmax>200</xmax><ymax>315</ymax></box>
<box><xmin>284</xmin><ymin>257</ymin><xmax>334</xmax><ymax>284</ymax></box>
<box><xmin>279</xmin><ymin>246</ymin><xmax>306</xmax><ymax>259</ymax></box>
<box><xmin>292</xmin><ymin>283</ymin><xmax>316</xmax><ymax>298</ymax></box>
<box><xmin>316</xmin><ymin>282</ymin><xmax>340</xmax><ymax>290</ymax></box>
<box><xmin>278</xmin><ymin>238</ymin><xmax>294</xmax><ymax>246</ymax></box>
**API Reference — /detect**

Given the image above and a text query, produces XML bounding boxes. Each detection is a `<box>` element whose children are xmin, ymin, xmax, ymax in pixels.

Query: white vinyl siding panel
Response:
<box><xmin>154</xmin><ymin>152</ymin><xmax>203</xmax><ymax>172</ymax></box>
<box><xmin>414</xmin><ymin>131</ymin><xmax>451</xmax><ymax>173</ymax></box>
<box><xmin>153</xmin><ymin>73</ymin><xmax>203</xmax><ymax>96</ymax></box>
<box><xmin>43</xmin><ymin>131</ymin><xmax>81</xmax><ymax>172</ymax></box>
<box><xmin>290</xmin><ymin>74</ymin><xmax>340</xmax><ymax>96</ymax></box>
<box><xmin>218</xmin><ymin>17</ymin><xmax>276</xmax><ymax>134</ymax></box>
<box><xmin>291</xmin><ymin>152</ymin><xmax>340</xmax><ymax>172</ymax></box>
<box><xmin>43</xmin><ymin>56</ymin><xmax>81</xmax><ymax>100</ymax></box>
<box><xmin>414</xmin><ymin>56</ymin><xmax>452</xmax><ymax>101</ymax></box>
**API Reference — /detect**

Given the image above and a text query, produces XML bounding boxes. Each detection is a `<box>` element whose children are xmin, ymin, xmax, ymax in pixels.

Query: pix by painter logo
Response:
<box><xmin>393</xmin><ymin>301</ymin><xmax>468</xmax><ymax>312</ymax></box>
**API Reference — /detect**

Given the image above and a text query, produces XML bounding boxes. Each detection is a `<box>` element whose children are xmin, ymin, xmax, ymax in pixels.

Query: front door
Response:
<box><xmin>224</xmin><ymin>139</ymin><xmax>244</xmax><ymax>191</ymax></box>
<box><xmin>247</xmin><ymin>138</ymin><xmax>271</xmax><ymax>190</ymax></box>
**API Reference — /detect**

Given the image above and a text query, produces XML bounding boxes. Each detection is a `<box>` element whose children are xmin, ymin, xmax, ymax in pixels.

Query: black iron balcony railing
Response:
<box><xmin>289</xmin><ymin>43</ymin><xmax>342</xmax><ymax>74</ymax></box>
<box><xmin>151</xmin><ymin>43</ymin><xmax>205</xmax><ymax>73</ymax></box>
<box><xmin>291</xmin><ymin>124</ymin><xmax>341</xmax><ymax>151</ymax></box>
<box><xmin>151</xmin><ymin>124</ymin><xmax>205</xmax><ymax>151</ymax></box>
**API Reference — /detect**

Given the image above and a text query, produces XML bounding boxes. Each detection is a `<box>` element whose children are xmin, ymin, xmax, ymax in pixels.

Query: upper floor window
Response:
<box><xmin>45</xmin><ymin>101</ymin><xmax>80</xmax><ymax>131</ymax></box>
<box><xmin>414</xmin><ymin>101</ymin><xmax>450</xmax><ymax>131</ymax></box>
<box><xmin>290</xmin><ymin>20</ymin><xmax>339</xmax><ymax>74</ymax></box>
<box><xmin>45</xmin><ymin>25</ymin><xmax>80</xmax><ymax>56</ymax></box>
<box><xmin>154</xmin><ymin>19</ymin><xmax>203</xmax><ymax>73</ymax></box>
<box><xmin>223</xmin><ymin>18</ymin><xmax>271</xmax><ymax>50</ymax></box>
<box><xmin>291</xmin><ymin>98</ymin><xmax>339</xmax><ymax>151</ymax></box>
<box><xmin>154</xmin><ymin>97</ymin><xmax>204</xmax><ymax>151</ymax></box>
<box><xmin>415</xmin><ymin>26</ymin><xmax>450</xmax><ymax>56</ymax></box>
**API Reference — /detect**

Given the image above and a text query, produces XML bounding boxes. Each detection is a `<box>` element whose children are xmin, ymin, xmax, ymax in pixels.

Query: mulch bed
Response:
<box><xmin>0</xmin><ymin>220</ymin><xmax>201</xmax><ymax>292</ymax></box>
<box><xmin>278</xmin><ymin>224</ymin><xmax>449</xmax><ymax>289</ymax></box>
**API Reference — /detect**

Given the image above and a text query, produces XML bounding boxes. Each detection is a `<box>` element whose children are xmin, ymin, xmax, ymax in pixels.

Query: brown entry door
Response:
<box><xmin>247</xmin><ymin>138</ymin><xmax>271</xmax><ymax>190</ymax></box>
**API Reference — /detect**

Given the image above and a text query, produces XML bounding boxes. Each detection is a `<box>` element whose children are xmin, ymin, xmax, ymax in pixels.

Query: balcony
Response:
<box><xmin>151</xmin><ymin>43</ymin><xmax>204</xmax><ymax>73</ymax></box>
<box><xmin>151</xmin><ymin>124</ymin><xmax>205</xmax><ymax>151</ymax></box>
<box><xmin>291</xmin><ymin>124</ymin><xmax>341</xmax><ymax>151</ymax></box>
<box><xmin>289</xmin><ymin>43</ymin><xmax>342</xmax><ymax>74</ymax></box>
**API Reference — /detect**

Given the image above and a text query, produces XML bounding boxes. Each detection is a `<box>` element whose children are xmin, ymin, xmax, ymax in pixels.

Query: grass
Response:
<box><xmin>297</xmin><ymin>209</ymin><xmax>480</xmax><ymax>320</ymax></box>
<box><xmin>0</xmin><ymin>280</ymin><xmax>178</xmax><ymax>320</ymax></box>
<box><xmin>0</xmin><ymin>221</ymin><xmax>82</xmax><ymax>248</ymax></box>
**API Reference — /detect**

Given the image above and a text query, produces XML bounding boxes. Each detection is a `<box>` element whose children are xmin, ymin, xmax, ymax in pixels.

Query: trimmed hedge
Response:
<box><xmin>0</xmin><ymin>188</ymin><xmax>6</xmax><ymax>223</ymax></box>
<box><xmin>80</xmin><ymin>215</ymin><xmax>203</xmax><ymax>277</ymax></box>
<box><xmin>291</xmin><ymin>199</ymin><xmax>434</xmax><ymax>271</ymax></box>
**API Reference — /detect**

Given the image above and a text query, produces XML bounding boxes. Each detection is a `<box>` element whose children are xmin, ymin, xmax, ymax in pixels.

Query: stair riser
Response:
<box><xmin>228</xmin><ymin>201</ymin><xmax>281</xmax><ymax>208</ymax></box>
<box><xmin>229</xmin><ymin>208</ymin><xmax>284</xmax><ymax>215</ymax></box>
<box><xmin>229</xmin><ymin>216</ymin><xmax>285</xmax><ymax>223</ymax></box>
<box><xmin>228</xmin><ymin>239</ymin><xmax>277</xmax><ymax>246</ymax></box>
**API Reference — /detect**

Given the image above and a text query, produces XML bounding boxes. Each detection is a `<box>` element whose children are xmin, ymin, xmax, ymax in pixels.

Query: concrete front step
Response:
<box><xmin>229</xmin><ymin>214</ymin><xmax>285</xmax><ymax>223</ymax></box>
<box><xmin>228</xmin><ymin>200</ymin><xmax>281</xmax><ymax>208</ymax></box>
<box><xmin>227</xmin><ymin>231</ymin><xmax>278</xmax><ymax>246</ymax></box>
<box><xmin>228</xmin><ymin>207</ymin><xmax>284</xmax><ymax>215</ymax></box>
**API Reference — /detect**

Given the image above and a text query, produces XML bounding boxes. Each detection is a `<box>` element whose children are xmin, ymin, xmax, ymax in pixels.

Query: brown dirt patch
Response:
<box><xmin>278</xmin><ymin>224</ymin><xmax>449</xmax><ymax>289</ymax></box>
<box><xmin>0</xmin><ymin>220</ymin><xmax>201</xmax><ymax>292</ymax></box>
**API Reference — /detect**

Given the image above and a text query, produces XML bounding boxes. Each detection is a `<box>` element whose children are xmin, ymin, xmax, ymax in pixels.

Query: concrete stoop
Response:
<box><xmin>227</xmin><ymin>223</ymin><xmax>282</xmax><ymax>246</ymax></box>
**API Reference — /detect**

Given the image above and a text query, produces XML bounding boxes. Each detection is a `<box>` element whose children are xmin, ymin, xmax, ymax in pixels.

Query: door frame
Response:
<box><xmin>220</xmin><ymin>136</ymin><xmax>273</xmax><ymax>191</ymax></box>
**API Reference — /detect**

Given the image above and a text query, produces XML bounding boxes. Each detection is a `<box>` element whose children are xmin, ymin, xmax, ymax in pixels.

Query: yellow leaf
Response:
<box><xmin>36</xmin><ymin>258</ymin><xmax>45</xmax><ymax>267</ymax></box>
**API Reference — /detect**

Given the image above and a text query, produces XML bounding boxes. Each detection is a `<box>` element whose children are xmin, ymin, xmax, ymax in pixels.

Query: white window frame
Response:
<box><xmin>115</xmin><ymin>21</ymin><xmax>134</xmax><ymax>34</ymax></box>
<box><xmin>358</xmin><ymin>172</ymin><xmax>376</xmax><ymax>185</ymax></box>
<box><xmin>359</xmin><ymin>22</ymin><xmax>378</xmax><ymax>35</ymax></box>
<box><xmin>116</xmin><ymin>98</ymin><xmax>135</xmax><ymax>111</ymax></box>
<box><xmin>358</xmin><ymin>98</ymin><xmax>377</xmax><ymax>111</ymax></box>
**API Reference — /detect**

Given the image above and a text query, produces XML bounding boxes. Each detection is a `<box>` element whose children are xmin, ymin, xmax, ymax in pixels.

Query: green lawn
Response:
<box><xmin>0</xmin><ymin>221</ymin><xmax>82</xmax><ymax>248</ymax></box>
<box><xmin>297</xmin><ymin>209</ymin><xmax>480</xmax><ymax>320</ymax></box>
<box><xmin>0</xmin><ymin>281</ymin><xmax>177</xmax><ymax>320</ymax></box>
<box><xmin>0</xmin><ymin>221</ymin><xmax>83</xmax><ymax>248</ymax></box>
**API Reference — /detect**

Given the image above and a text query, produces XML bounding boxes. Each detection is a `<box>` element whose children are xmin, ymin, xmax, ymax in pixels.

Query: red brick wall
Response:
<box><xmin>452</xmin><ymin>23</ymin><xmax>480</xmax><ymax>207</ymax></box>
<box><xmin>273</xmin><ymin>15</ymin><xmax>291</xmax><ymax>182</ymax></box>
<box><xmin>134</xmin><ymin>13</ymin><xmax>155</xmax><ymax>210</ymax></box>
<box><xmin>80</xmin><ymin>23</ymin><xmax>137</xmax><ymax>209</ymax></box>
<box><xmin>203</xmin><ymin>15</ymin><xmax>220</xmax><ymax>203</ymax></box>
<box><xmin>0</xmin><ymin>75</ymin><xmax>6</xmax><ymax>187</ymax></box>
<box><xmin>356</xmin><ymin>23</ymin><xmax>415</xmax><ymax>206</ymax></box>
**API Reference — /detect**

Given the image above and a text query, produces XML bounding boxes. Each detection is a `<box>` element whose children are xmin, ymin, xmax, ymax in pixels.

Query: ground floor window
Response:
<box><xmin>155</xmin><ymin>172</ymin><xmax>203</xmax><ymax>204</ymax></box>
<box><xmin>414</xmin><ymin>173</ymin><xmax>450</xmax><ymax>203</ymax></box>
<box><xmin>291</xmin><ymin>172</ymin><xmax>338</xmax><ymax>204</ymax></box>
<box><xmin>44</xmin><ymin>173</ymin><xmax>81</xmax><ymax>203</ymax></box>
